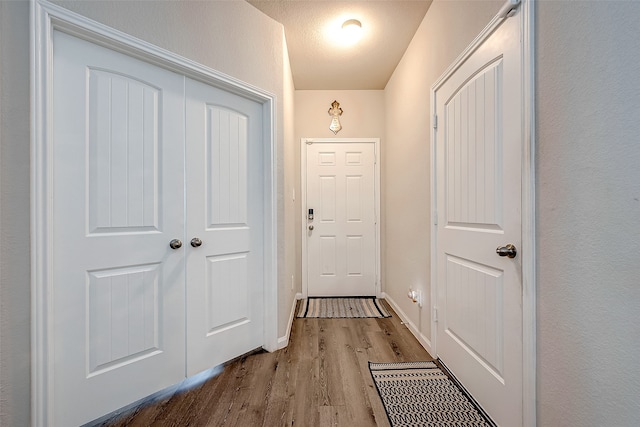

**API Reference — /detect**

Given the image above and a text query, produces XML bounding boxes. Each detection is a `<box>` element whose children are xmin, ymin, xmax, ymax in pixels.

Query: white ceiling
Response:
<box><xmin>247</xmin><ymin>0</ymin><xmax>433</xmax><ymax>90</ymax></box>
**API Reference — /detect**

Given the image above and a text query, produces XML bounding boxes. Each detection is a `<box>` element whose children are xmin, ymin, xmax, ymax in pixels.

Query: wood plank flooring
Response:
<box><xmin>95</xmin><ymin>300</ymin><xmax>432</xmax><ymax>427</ymax></box>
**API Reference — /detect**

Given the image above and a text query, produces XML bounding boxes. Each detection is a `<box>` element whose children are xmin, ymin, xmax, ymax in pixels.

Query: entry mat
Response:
<box><xmin>369</xmin><ymin>361</ymin><xmax>496</xmax><ymax>427</ymax></box>
<box><xmin>296</xmin><ymin>297</ymin><xmax>391</xmax><ymax>318</ymax></box>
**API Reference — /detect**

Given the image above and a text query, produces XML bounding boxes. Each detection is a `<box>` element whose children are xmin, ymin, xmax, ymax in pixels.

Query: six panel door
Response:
<box><xmin>306</xmin><ymin>142</ymin><xmax>376</xmax><ymax>296</ymax></box>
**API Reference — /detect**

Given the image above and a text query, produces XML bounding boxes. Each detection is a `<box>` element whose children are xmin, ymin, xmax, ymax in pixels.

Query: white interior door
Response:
<box><xmin>185</xmin><ymin>79</ymin><xmax>264</xmax><ymax>375</ymax></box>
<box><xmin>434</xmin><ymin>12</ymin><xmax>523</xmax><ymax>426</ymax></box>
<box><xmin>52</xmin><ymin>31</ymin><xmax>186</xmax><ymax>426</ymax></box>
<box><xmin>305</xmin><ymin>141</ymin><xmax>377</xmax><ymax>296</ymax></box>
<box><xmin>51</xmin><ymin>30</ymin><xmax>268</xmax><ymax>425</ymax></box>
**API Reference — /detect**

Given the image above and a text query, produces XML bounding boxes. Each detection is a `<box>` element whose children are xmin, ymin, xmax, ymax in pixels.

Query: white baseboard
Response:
<box><xmin>277</xmin><ymin>292</ymin><xmax>303</xmax><ymax>350</ymax></box>
<box><xmin>381</xmin><ymin>292</ymin><xmax>435</xmax><ymax>358</ymax></box>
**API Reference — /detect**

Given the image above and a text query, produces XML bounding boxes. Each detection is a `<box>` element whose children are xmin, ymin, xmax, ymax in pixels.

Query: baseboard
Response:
<box><xmin>382</xmin><ymin>292</ymin><xmax>435</xmax><ymax>358</ymax></box>
<box><xmin>277</xmin><ymin>292</ymin><xmax>303</xmax><ymax>350</ymax></box>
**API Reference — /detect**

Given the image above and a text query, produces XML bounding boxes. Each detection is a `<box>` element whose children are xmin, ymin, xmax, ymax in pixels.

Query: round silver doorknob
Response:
<box><xmin>496</xmin><ymin>244</ymin><xmax>517</xmax><ymax>258</ymax></box>
<box><xmin>169</xmin><ymin>239</ymin><xmax>182</xmax><ymax>250</ymax></box>
<box><xmin>190</xmin><ymin>237</ymin><xmax>203</xmax><ymax>247</ymax></box>
<box><xmin>308</xmin><ymin>225</ymin><xmax>314</xmax><ymax>231</ymax></box>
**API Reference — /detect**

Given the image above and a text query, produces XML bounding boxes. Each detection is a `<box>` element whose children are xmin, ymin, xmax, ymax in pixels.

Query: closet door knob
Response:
<box><xmin>190</xmin><ymin>237</ymin><xmax>203</xmax><ymax>248</ymax></box>
<box><xmin>169</xmin><ymin>239</ymin><xmax>182</xmax><ymax>250</ymax></box>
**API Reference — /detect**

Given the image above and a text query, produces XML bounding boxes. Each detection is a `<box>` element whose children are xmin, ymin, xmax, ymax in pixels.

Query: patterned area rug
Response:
<box><xmin>369</xmin><ymin>361</ymin><xmax>495</xmax><ymax>427</ymax></box>
<box><xmin>296</xmin><ymin>297</ymin><xmax>391</xmax><ymax>318</ymax></box>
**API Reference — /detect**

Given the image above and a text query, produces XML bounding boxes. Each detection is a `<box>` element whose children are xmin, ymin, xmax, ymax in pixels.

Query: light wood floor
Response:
<box><xmin>96</xmin><ymin>300</ymin><xmax>432</xmax><ymax>427</ymax></box>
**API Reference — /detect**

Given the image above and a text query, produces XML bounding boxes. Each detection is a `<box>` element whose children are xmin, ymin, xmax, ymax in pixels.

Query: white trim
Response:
<box><xmin>521</xmin><ymin>0</ymin><xmax>537</xmax><ymax>425</ymax></box>
<box><xmin>277</xmin><ymin>293</ymin><xmax>303</xmax><ymax>349</ymax></box>
<box><xmin>429</xmin><ymin>0</ymin><xmax>535</xmax><ymax>425</ymax></box>
<box><xmin>382</xmin><ymin>293</ymin><xmax>434</xmax><ymax>358</ymax></box>
<box><xmin>30</xmin><ymin>1</ymin><xmax>278</xmax><ymax>424</ymax></box>
<box><xmin>300</xmin><ymin>137</ymin><xmax>381</xmax><ymax>298</ymax></box>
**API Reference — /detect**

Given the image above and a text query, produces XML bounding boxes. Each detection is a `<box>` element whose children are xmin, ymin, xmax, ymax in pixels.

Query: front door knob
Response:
<box><xmin>496</xmin><ymin>244</ymin><xmax>517</xmax><ymax>258</ymax></box>
<box><xmin>190</xmin><ymin>237</ymin><xmax>203</xmax><ymax>247</ymax></box>
<box><xmin>308</xmin><ymin>225</ymin><xmax>314</xmax><ymax>231</ymax></box>
<box><xmin>169</xmin><ymin>239</ymin><xmax>182</xmax><ymax>250</ymax></box>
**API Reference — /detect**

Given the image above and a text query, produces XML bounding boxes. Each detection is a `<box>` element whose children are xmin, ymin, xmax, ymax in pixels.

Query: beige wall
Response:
<box><xmin>536</xmin><ymin>1</ymin><xmax>640</xmax><ymax>424</ymax></box>
<box><xmin>282</xmin><ymin>35</ymin><xmax>298</xmax><ymax>340</ymax></box>
<box><xmin>294</xmin><ymin>90</ymin><xmax>386</xmax><ymax>294</ymax></box>
<box><xmin>384</xmin><ymin>0</ymin><xmax>640</xmax><ymax>424</ymax></box>
<box><xmin>384</xmin><ymin>0</ymin><xmax>502</xmax><ymax>350</ymax></box>
<box><xmin>0</xmin><ymin>1</ymin><xmax>295</xmax><ymax>425</ymax></box>
<box><xmin>0</xmin><ymin>2</ymin><xmax>31</xmax><ymax>425</ymax></box>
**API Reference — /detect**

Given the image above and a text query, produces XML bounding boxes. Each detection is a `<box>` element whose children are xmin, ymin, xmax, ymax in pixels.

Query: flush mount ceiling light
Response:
<box><xmin>341</xmin><ymin>19</ymin><xmax>362</xmax><ymax>45</ymax></box>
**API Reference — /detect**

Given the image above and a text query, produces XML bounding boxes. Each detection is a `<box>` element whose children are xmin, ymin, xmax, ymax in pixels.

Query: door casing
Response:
<box><xmin>301</xmin><ymin>138</ymin><xmax>381</xmax><ymax>298</ymax></box>
<box><xmin>429</xmin><ymin>0</ymin><xmax>536</xmax><ymax>425</ymax></box>
<box><xmin>31</xmin><ymin>1</ymin><xmax>278</xmax><ymax>425</ymax></box>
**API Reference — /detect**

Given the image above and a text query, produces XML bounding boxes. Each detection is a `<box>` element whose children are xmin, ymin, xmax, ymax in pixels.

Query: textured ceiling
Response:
<box><xmin>247</xmin><ymin>0</ymin><xmax>433</xmax><ymax>90</ymax></box>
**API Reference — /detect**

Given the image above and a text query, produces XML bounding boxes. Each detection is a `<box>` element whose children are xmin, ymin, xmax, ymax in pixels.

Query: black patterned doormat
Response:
<box><xmin>369</xmin><ymin>361</ymin><xmax>495</xmax><ymax>427</ymax></box>
<box><xmin>296</xmin><ymin>297</ymin><xmax>391</xmax><ymax>318</ymax></box>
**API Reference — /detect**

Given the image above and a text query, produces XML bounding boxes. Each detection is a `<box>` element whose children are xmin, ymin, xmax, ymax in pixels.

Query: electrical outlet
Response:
<box><xmin>408</xmin><ymin>288</ymin><xmax>424</xmax><ymax>307</ymax></box>
<box><xmin>291</xmin><ymin>274</ymin><xmax>294</xmax><ymax>290</ymax></box>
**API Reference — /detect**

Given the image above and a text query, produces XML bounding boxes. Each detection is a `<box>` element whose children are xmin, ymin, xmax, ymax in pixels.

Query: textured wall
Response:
<box><xmin>0</xmin><ymin>2</ymin><xmax>32</xmax><ymax>425</ymax></box>
<box><xmin>383</xmin><ymin>0</ymin><xmax>502</xmax><ymax>350</ymax></box>
<box><xmin>294</xmin><ymin>89</ymin><xmax>386</xmax><ymax>296</ymax></box>
<box><xmin>282</xmin><ymin>33</ymin><xmax>298</xmax><ymax>341</ymax></box>
<box><xmin>536</xmin><ymin>1</ymin><xmax>640</xmax><ymax>425</ymax></box>
<box><xmin>0</xmin><ymin>1</ymin><xmax>294</xmax><ymax>425</ymax></box>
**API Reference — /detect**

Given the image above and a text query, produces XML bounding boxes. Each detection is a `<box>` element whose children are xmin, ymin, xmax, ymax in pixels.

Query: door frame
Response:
<box><xmin>30</xmin><ymin>1</ymin><xmax>279</xmax><ymax>425</ymax></box>
<box><xmin>300</xmin><ymin>138</ymin><xmax>381</xmax><ymax>298</ymax></box>
<box><xmin>429</xmin><ymin>0</ymin><xmax>535</xmax><ymax>425</ymax></box>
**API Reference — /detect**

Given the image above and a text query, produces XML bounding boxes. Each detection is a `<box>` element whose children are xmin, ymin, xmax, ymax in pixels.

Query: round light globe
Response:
<box><xmin>341</xmin><ymin>19</ymin><xmax>362</xmax><ymax>44</ymax></box>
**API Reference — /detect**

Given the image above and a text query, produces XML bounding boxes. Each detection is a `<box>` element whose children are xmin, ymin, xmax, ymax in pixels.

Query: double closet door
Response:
<box><xmin>52</xmin><ymin>31</ymin><xmax>264</xmax><ymax>426</ymax></box>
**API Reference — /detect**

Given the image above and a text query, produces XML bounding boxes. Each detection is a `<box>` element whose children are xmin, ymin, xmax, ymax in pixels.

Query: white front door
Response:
<box><xmin>52</xmin><ymin>31</ymin><xmax>186</xmax><ymax>426</ymax></box>
<box><xmin>434</xmin><ymin>11</ymin><xmax>523</xmax><ymax>427</ymax></box>
<box><xmin>305</xmin><ymin>140</ymin><xmax>377</xmax><ymax>296</ymax></box>
<box><xmin>185</xmin><ymin>79</ymin><xmax>264</xmax><ymax>375</ymax></box>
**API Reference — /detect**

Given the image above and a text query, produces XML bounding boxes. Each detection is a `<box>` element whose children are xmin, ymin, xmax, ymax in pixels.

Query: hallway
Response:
<box><xmin>97</xmin><ymin>301</ymin><xmax>431</xmax><ymax>426</ymax></box>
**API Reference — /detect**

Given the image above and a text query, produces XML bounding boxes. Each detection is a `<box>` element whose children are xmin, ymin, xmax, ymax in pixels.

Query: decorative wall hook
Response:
<box><xmin>328</xmin><ymin>100</ymin><xmax>343</xmax><ymax>134</ymax></box>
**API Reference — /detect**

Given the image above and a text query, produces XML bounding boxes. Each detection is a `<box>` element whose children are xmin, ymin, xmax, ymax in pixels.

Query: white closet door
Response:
<box><xmin>185</xmin><ymin>78</ymin><xmax>264</xmax><ymax>375</ymax></box>
<box><xmin>52</xmin><ymin>31</ymin><xmax>186</xmax><ymax>427</ymax></box>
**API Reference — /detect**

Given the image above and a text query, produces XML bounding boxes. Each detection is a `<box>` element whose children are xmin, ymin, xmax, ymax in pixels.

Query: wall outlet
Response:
<box><xmin>407</xmin><ymin>288</ymin><xmax>423</xmax><ymax>308</ymax></box>
<box><xmin>291</xmin><ymin>274</ymin><xmax>294</xmax><ymax>291</ymax></box>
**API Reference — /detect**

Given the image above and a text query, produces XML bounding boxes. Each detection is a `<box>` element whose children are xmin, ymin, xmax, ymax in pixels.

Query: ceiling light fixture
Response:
<box><xmin>341</xmin><ymin>19</ymin><xmax>362</xmax><ymax>45</ymax></box>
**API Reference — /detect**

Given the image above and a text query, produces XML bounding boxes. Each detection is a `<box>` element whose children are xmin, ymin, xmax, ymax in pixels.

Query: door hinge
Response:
<box><xmin>433</xmin><ymin>114</ymin><xmax>438</xmax><ymax>130</ymax></box>
<box><xmin>432</xmin><ymin>306</ymin><xmax>438</xmax><ymax>323</ymax></box>
<box><xmin>433</xmin><ymin>210</ymin><xmax>438</xmax><ymax>226</ymax></box>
